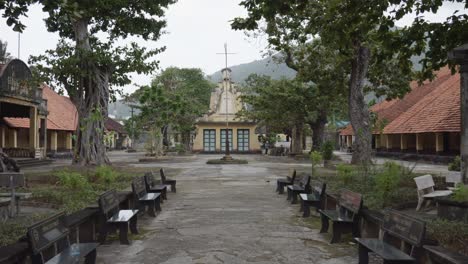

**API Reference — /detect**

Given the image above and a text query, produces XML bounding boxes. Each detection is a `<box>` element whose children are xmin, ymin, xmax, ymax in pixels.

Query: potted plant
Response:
<box><xmin>437</xmin><ymin>184</ymin><xmax>468</xmax><ymax>223</ymax></box>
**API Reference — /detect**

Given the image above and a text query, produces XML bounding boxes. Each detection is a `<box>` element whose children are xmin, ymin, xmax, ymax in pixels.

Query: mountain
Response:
<box><xmin>208</xmin><ymin>56</ymin><xmax>296</xmax><ymax>83</ymax></box>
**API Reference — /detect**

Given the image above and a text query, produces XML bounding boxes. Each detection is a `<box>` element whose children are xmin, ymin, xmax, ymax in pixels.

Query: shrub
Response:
<box><xmin>427</xmin><ymin>219</ymin><xmax>468</xmax><ymax>255</ymax></box>
<box><xmin>94</xmin><ymin>165</ymin><xmax>118</xmax><ymax>185</ymax></box>
<box><xmin>336</xmin><ymin>164</ymin><xmax>354</xmax><ymax>184</ymax></box>
<box><xmin>310</xmin><ymin>151</ymin><xmax>323</xmax><ymax>175</ymax></box>
<box><xmin>321</xmin><ymin>141</ymin><xmax>334</xmax><ymax>161</ymax></box>
<box><xmin>174</xmin><ymin>143</ymin><xmax>185</xmax><ymax>153</ymax></box>
<box><xmin>55</xmin><ymin>170</ymin><xmax>89</xmax><ymax>189</ymax></box>
<box><xmin>448</xmin><ymin>156</ymin><xmax>461</xmax><ymax>171</ymax></box>
<box><xmin>374</xmin><ymin>162</ymin><xmax>403</xmax><ymax>207</ymax></box>
<box><xmin>453</xmin><ymin>184</ymin><xmax>468</xmax><ymax>202</ymax></box>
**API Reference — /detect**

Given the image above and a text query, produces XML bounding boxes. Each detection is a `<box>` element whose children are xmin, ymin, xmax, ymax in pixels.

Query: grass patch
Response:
<box><xmin>0</xmin><ymin>213</ymin><xmax>50</xmax><ymax>246</ymax></box>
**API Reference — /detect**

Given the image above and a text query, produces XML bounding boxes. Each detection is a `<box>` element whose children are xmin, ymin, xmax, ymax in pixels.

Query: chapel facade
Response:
<box><xmin>192</xmin><ymin>68</ymin><xmax>261</xmax><ymax>153</ymax></box>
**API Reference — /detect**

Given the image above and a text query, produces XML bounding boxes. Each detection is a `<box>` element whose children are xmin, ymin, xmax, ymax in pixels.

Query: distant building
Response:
<box><xmin>340</xmin><ymin>68</ymin><xmax>460</xmax><ymax>156</ymax></box>
<box><xmin>193</xmin><ymin>68</ymin><xmax>261</xmax><ymax>153</ymax></box>
<box><xmin>0</xmin><ymin>59</ymin><xmax>127</xmax><ymax>158</ymax></box>
<box><xmin>104</xmin><ymin>118</ymin><xmax>130</xmax><ymax>150</ymax></box>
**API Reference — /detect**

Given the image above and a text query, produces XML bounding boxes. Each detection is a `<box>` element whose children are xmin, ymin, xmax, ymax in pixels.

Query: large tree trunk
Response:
<box><xmin>291</xmin><ymin>123</ymin><xmax>304</xmax><ymax>154</ymax></box>
<box><xmin>349</xmin><ymin>41</ymin><xmax>372</xmax><ymax>165</ymax></box>
<box><xmin>181</xmin><ymin>131</ymin><xmax>191</xmax><ymax>151</ymax></box>
<box><xmin>309</xmin><ymin>110</ymin><xmax>328</xmax><ymax>151</ymax></box>
<box><xmin>71</xmin><ymin>18</ymin><xmax>109</xmax><ymax>165</ymax></box>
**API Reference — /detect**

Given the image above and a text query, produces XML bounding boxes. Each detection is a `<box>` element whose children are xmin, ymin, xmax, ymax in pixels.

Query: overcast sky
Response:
<box><xmin>0</xmin><ymin>1</ymin><xmax>466</xmax><ymax>96</ymax></box>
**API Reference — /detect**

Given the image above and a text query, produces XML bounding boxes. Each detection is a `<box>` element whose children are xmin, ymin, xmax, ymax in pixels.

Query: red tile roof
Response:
<box><xmin>3</xmin><ymin>85</ymin><xmax>78</xmax><ymax>131</ymax></box>
<box><xmin>105</xmin><ymin>118</ymin><xmax>126</xmax><ymax>134</ymax></box>
<box><xmin>340</xmin><ymin>68</ymin><xmax>460</xmax><ymax>136</ymax></box>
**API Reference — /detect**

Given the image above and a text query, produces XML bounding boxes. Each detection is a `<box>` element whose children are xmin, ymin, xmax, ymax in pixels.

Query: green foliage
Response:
<box><xmin>0</xmin><ymin>213</ymin><xmax>50</xmax><ymax>246</ymax></box>
<box><xmin>55</xmin><ymin>170</ymin><xmax>89</xmax><ymax>190</ymax></box>
<box><xmin>310</xmin><ymin>151</ymin><xmax>323</xmax><ymax>175</ymax></box>
<box><xmin>321</xmin><ymin>141</ymin><xmax>334</xmax><ymax>161</ymax></box>
<box><xmin>93</xmin><ymin>165</ymin><xmax>118</xmax><ymax>185</ymax></box>
<box><xmin>427</xmin><ymin>219</ymin><xmax>468</xmax><ymax>255</ymax></box>
<box><xmin>449</xmin><ymin>156</ymin><xmax>461</xmax><ymax>172</ymax></box>
<box><xmin>174</xmin><ymin>144</ymin><xmax>186</xmax><ymax>153</ymax></box>
<box><xmin>453</xmin><ymin>185</ymin><xmax>468</xmax><ymax>203</ymax></box>
<box><xmin>336</xmin><ymin>164</ymin><xmax>355</xmax><ymax>185</ymax></box>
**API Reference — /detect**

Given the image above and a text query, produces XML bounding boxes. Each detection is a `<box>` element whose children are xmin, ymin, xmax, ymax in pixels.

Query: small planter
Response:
<box><xmin>437</xmin><ymin>198</ymin><xmax>468</xmax><ymax>223</ymax></box>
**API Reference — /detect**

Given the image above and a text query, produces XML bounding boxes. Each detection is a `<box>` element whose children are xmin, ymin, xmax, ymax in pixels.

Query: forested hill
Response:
<box><xmin>208</xmin><ymin>56</ymin><xmax>296</xmax><ymax>83</ymax></box>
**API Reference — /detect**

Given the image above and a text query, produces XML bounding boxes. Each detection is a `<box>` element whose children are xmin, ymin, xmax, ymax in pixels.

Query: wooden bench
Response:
<box><xmin>286</xmin><ymin>175</ymin><xmax>311</xmax><ymax>204</ymax></box>
<box><xmin>276</xmin><ymin>169</ymin><xmax>296</xmax><ymax>194</ymax></box>
<box><xmin>27</xmin><ymin>212</ymin><xmax>98</xmax><ymax>264</ymax></box>
<box><xmin>132</xmin><ymin>176</ymin><xmax>161</xmax><ymax>217</ymax></box>
<box><xmin>414</xmin><ymin>175</ymin><xmax>452</xmax><ymax>211</ymax></box>
<box><xmin>98</xmin><ymin>189</ymin><xmax>138</xmax><ymax>245</ymax></box>
<box><xmin>446</xmin><ymin>171</ymin><xmax>462</xmax><ymax>191</ymax></box>
<box><xmin>299</xmin><ymin>181</ymin><xmax>326</xmax><ymax>217</ymax></box>
<box><xmin>319</xmin><ymin>189</ymin><xmax>362</xmax><ymax>243</ymax></box>
<box><xmin>424</xmin><ymin>245</ymin><xmax>468</xmax><ymax>264</ymax></box>
<box><xmin>144</xmin><ymin>172</ymin><xmax>168</xmax><ymax>201</ymax></box>
<box><xmin>0</xmin><ymin>172</ymin><xmax>30</xmax><ymax>216</ymax></box>
<box><xmin>160</xmin><ymin>168</ymin><xmax>177</xmax><ymax>192</ymax></box>
<box><xmin>355</xmin><ymin>209</ymin><xmax>426</xmax><ymax>264</ymax></box>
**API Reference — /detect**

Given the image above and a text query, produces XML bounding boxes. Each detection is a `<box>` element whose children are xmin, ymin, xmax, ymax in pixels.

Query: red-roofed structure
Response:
<box><xmin>340</xmin><ymin>68</ymin><xmax>460</xmax><ymax>155</ymax></box>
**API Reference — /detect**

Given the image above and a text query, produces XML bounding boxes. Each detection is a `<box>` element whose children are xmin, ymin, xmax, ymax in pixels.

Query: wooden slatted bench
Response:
<box><xmin>276</xmin><ymin>169</ymin><xmax>296</xmax><ymax>194</ymax></box>
<box><xmin>414</xmin><ymin>175</ymin><xmax>452</xmax><ymax>211</ymax></box>
<box><xmin>424</xmin><ymin>245</ymin><xmax>468</xmax><ymax>264</ymax></box>
<box><xmin>286</xmin><ymin>175</ymin><xmax>311</xmax><ymax>204</ymax></box>
<box><xmin>299</xmin><ymin>181</ymin><xmax>326</xmax><ymax>217</ymax></box>
<box><xmin>98</xmin><ymin>189</ymin><xmax>138</xmax><ymax>245</ymax></box>
<box><xmin>319</xmin><ymin>189</ymin><xmax>362</xmax><ymax>243</ymax></box>
<box><xmin>160</xmin><ymin>168</ymin><xmax>177</xmax><ymax>193</ymax></box>
<box><xmin>144</xmin><ymin>172</ymin><xmax>168</xmax><ymax>201</ymax></box>
<box><xmin>27</xmin><ymin>212</ymin><xmax>98</xmax><ymax>264</ymax></box>
<box><xmin>355</xmin><ymin>209</ymin><xmax>426</xmax><ymax>264</ymax></box>
<box><xmin>132</xmin><ymin>176</ymin><xmax>161</xmax><ymax>217</ymax></box>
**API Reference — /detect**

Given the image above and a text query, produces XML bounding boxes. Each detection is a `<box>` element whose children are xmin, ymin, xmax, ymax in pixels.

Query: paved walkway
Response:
<box><xmin>97</xmin><ymin>154</ymin><xmax>357</xmax><ymax>264</ymax></box>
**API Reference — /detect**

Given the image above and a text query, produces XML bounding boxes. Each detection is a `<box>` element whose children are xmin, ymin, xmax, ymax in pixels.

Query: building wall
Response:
<box><xmin>193</xmin><ymin>123</ymin><xmax>261</xmax><ymax>152</ymax></box>
<box><xmin>17</xmin><ymin>128</ymin><xmax>29</xmax><ymax>148</ymax></box>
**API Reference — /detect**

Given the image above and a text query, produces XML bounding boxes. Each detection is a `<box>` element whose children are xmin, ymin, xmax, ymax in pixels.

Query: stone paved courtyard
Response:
<box><xmin>96</xmin><ymin>153</ymin><xmax>358</xmax><ymax>264</ymax></box>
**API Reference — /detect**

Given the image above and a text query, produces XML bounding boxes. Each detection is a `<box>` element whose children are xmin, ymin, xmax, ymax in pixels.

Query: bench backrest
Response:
<box><xmin>289</xmin><ymin>169</ymin><xmax>296</xmax><ymax>182</ymax></box>
<box><xmin>160</xmin><ymin>168</ymin><xmax>167</xmax><ymax>182</ymax></box>
<box><xmin>338</xmin><ymin>189</ymin><xmax>362</xmax><ymax>214</ymax></box>
<box><xmin>27</xmin><ymin>212</ymin><xmax>69</xmax><ymax>256</ymax></box>
<box><xmin>446</xmin><ymin>171</ymin><xmax>462</xmax><ymax>186</ymax></box>
<box><xmin>382</xmin><ymin>209</ymin><xmax>426</xmax><ymax>247</ymax></box>
<box><xmin>98</xmin><ymin>189</ymin><xmax>120</xmax><ymax>215</ymax></box>
<box><xmin>132</xmin><ymin>176</ymin><xmax>147</xmax><ymax>198</ymax></box>
<box><xmin>311</xmin><ymin>181</ymin><xmax>327</xmax><ymax>200</ymax></box>
<box><xmin>0</xmin><ymin>172</ymin><xmax>25</xmax><ymax>188</ymax></box>
<box><xmin>144</xmin><ymin>172</ymin><xmax>156</xmax><ymax>189</ymax></box>
<box><xmin>414</xmin><ymin>175</ymin><xmax>435</xmax><ymax>191</ymax></box>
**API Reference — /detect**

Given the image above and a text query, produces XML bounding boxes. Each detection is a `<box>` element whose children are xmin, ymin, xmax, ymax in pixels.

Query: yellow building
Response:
<box><xmin>193</xmin><ymin>68</ymin><xmax>261</xmax><ymax>153</ymax></box>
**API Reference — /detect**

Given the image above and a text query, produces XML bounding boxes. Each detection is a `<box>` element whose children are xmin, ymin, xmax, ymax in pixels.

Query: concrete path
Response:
<box><xmin>97</xmin><ymin>154</ymin><xmax>357</xmax><ymax>264</ymax></box>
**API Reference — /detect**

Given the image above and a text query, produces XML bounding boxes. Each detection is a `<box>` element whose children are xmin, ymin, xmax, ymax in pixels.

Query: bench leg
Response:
<box><xmin>416</xmin><ymin>197</ymin><xmax>424</xmax><ymax>211</ymax></box>
<box><xmin>320</xmin><ymin>214</ymin><xmax>329</xmax><ymax>233</ymax></box>
<box><xmin>147</xmin><ymin>201</ymin><xmax>156</xmax><ymax>217</ymax></box>
<box><xmin>171</xmin><ymin>183</ymin><xmax>176</xmax><ymax>193</ymax></box>
<box><xmin>303</xmin><ymin>203</ymin><xmax>311</xmax><ymax>218</ymax></box>
<box><xmin>291</xmin><ymin>192</ymin><xmax>298</xmax><ymax>204</ymax></box>
<box><xmin>162</xmin><ymin>189</ymin><xmax>167</xmax><ymax>200</ymax></box>
<box><xmin>129</xmin><ymin>216</ymin><xmax>138</xmax><ymax>234</ymax></box>
<box><xmin>358</xmin><ymin>244</ymin><xmax>369</xmax><ymax>264</ymax></box>
<box><xmin>98</xmin><ymin>223</ymin><xmax>109</xmax><ymax>244</ymax></box>
<box><xmin>155</xmin><ymin>196</ymin><xmax>162</xmax><ymax>211</ymax></box>
<box><xmin>330</xmin><ymin>222</ymin><xmax>343</xmax><ymax>243</ymax></box>
<box><xmin>279</xmin><ymin>183</ymin><xmax>285</xmax><ymax>194</ymax></box>
<box><xmin>118</xmin><ymin>223</ymin><xmax>130</xmax><ymax>245</ymax></box>
<box><xmin>84</xmin><ymin>248</ymin><xmax>97</xmax><ymax>264</ymax></box>
<box><xmin>299</xmin><ymin>199</ymin><xmax>304</xmax><ymax>212</ymax></box>
<box><xmin>287</xmin><ymin>188</ymin><xmax>291</xmax><ymax>200</ymax></box>
<box><xmin>276</xmin><ymin>180</ymin><xmax>280</xmax><ymax>193</ymax></box>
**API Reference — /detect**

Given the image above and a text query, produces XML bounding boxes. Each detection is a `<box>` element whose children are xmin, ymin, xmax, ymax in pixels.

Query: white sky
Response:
<box><xmin>0</xmin><ymin>1</ymin><xmax>466</xmax><ymax>96</ymax></box>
